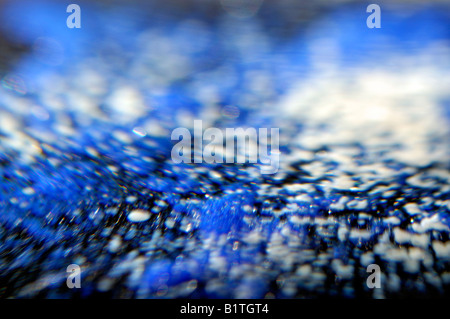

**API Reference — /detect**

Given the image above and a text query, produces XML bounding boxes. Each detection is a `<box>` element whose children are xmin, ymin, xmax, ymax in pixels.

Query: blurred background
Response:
<box><xmin>0</xmin><ymin>0</ymin><xmax>449</xmax><ymax>299</ymax></box>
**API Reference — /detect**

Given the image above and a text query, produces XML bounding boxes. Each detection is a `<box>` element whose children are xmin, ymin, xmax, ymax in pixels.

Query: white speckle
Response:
<box><xmin>145</xmin><ymin>119</ymin><xmax>169</xmax><ymax>137</ymax></box>
<box><xmin>331</xmin><ymin>175</ymin><xmax>355</xmax><ymax>191</ymax></box>
<box><xmin>358</xmin><ymin>213</ymin><xmax>371</xmax><ymax>220</ymax></box>
<box><xmin>442</xmin><ymin>272</ymin><xmax>450</xmax><ymax>284</ymax></box>
<box><xmin>209</xmin><ymin>171</ymin><xmax>222</xmax><ymax>180</ymax></box>
<box><xmin>331</xmin><ymin>259</ymin><xmax>353</xmax><ymax>279</ymax></box>
<box><xmin>106</xmin><ymin>86</ymin><xmax>146</xmax><ymax>123</ymax></box>
<box><xmin>97</xmin><ymin>278</ymin><xmax>115</xmax><ymax>292</ymax></box>
<box><xmin>393</xmin><ymin>227</ymin><xmax>411</xmax><ymax>245</ymax></box>
<box><xmin>108</xmin><ymin>235</ymin><xmax>122</xmax><ymax>253</ymax></box>
<box><xmin>349</xmin><ymin>228</ymin><xmax>372</xmax><ymax>240</ymax></box>
<box><xmin>295</xmin><ymin>194</ymin><xmax>312</xmax><ymax>203</ymax></box>
<box><xmin>22</xmin><ymin>187</ymin><xmax>35</xmax><ymax>195</ymax></box>
<box><xmin>107</xmin><ymin>165</ymin><xmax>119</xmax><ymax>173</ymax></box>
<box><xmin>404</xmin><ymin>259</ymin><xmax>420</xmax><ymax>274</ymax></box>
<box><xmin>314</xmin><ymin>217</ymin><xmax>334</xmax><ymax>226</ymax></box>
<box><xmin>132</xmin><ymin>127</ymin><xmax>147</xmax><ymax>137</ymax></box>
<box><xmin>105</xmin><ymin>207</ymin><xmax>118</xmax><ymax>215</ymax></box>
<box><xmin>337</xmin><ymin>225</ymin><xmax>349</xmax><ymax>241</ymax></box>
<box><xmin>412</xmin><ymin>214</ymin><xmax>449</xmax><ymax>233</ymax></box>
<box><xmin>126</xmin><ymin>196</ymin><xmax>137</xmax><ymax>203</ymax></box>
<box><xmin>242</xmin><ymin>205</ymin><xmax>253</xmax><ymax>213</ymax></box>
<box><xmin>423</xmin><ymin>272</ymin><xmax>442</xmax><ymax>288</ymax></box>
<box><xmin>403</xmin><ymin>203</ymin><xmax>421</xmax><ymax>216</ymax></box>
<box><xmin>383</xmin><ymin>216</ymin><xmax>401</xmax><ymax>226</ymax></box>
<box><xmin>86</xmin><ymin>147</ymin><xmax>99</xmax><ymax>158</ymax></box>
<box><xmin>360</xmin><ymin>252</ymin><xmax>374</xmax><ymax>266</ymax></box>
<box><xmin>112</xmin><ymin>130</ymin><xmax>133</xmax><ymax>144</ymax></box>
<box><xmin>165</xmin><ymin>218</ymin><xmax>176</xmax><ymax>229</ymax></box>
<box><xmin>410</xmin><ymin>233</ymin><xmax>430</xmax><ymax>248</ymax></box>
<box><xmin>289</xmin><ymin>215</ymin><xmax>310</xmax><ymax>225</ymax></box>
<box><xmin>387</xmin><ymin>273</ymin><xmax>401</xmax><ymax>292</ymax></box>
<box><xmin>244</xmin><ymin>230</ymin><xmax>263</xmax><ymax>244</ymax></box>
<box><xmin>394</xmin><ymin>227</ymin><xmax>430</xmax><ymax>248</ymax></box>
<box><xmin>432</xmin><ymin>241</ymin><xmax>450</xmax><ymax>259</ymax></box>
<box><xmin>284</xmin><ymin>183</ymin><xmax>315</xmax><ymax>194</ymax></box>
<box><xmin>180</xmin><ymin>221</ymin><xmax>193</xmax><ymax>233</ymax></box>
<box><xmin>408</xmin><ymin>247</ymin><xmax>432</xmax><ymax>267</ymax></box>
<box><xmin>330</xmin><ymin>196</ymin><xmax>348</xmax><ymax>211</ymax></box>
<box><xmin>346</xmin><ymin>199</ymin><xmax>368</xmax><ymax>210</ymax></box>
<box><xmin>384</xmin><ymin>247</ymin><xmax>409</xmax><ymax>262</ymax></box>
<box><xmin>382</xmin><ymin>190</ymin><xmax>397</xmax><ymax>198</ymax></box>
<box><xmin>296</xmin><ymin>264</ymin><xmax>312</xmax><ymax>277</ymax></box>
<box><xmin>127</xmin><ymin>209</ymin><xmax>151</xmax><ymax>223</ymax></box>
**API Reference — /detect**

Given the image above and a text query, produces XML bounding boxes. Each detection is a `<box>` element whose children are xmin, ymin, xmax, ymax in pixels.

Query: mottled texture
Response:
<box><xmin>0</xmin><ymin>0</ymin><xmax>449</xmax><ymax>298</ymax></box>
